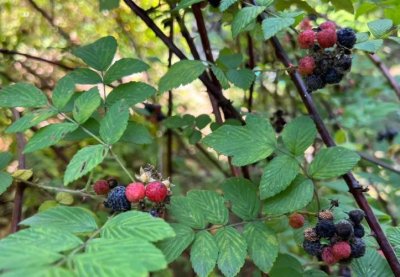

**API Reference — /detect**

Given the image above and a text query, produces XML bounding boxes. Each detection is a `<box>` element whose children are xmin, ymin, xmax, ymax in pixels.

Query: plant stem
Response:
<box><xmin>109</xmin><ymin>148</ymin><xmax>135</xmax><ymax>182</ymax></box>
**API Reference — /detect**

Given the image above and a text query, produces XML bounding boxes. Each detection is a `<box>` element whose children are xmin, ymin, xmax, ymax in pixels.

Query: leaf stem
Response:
<box><xmin>109</xmin><ymin>148</ymin><xmax>135</xmax><ymax>182</ymax></box>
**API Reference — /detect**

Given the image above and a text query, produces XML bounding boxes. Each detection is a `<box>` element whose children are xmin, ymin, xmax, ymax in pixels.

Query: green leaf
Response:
<box><xmin>282</xmin><ymin>116</ymin><xmax>317</xmax><ymax>155</ymax></box>
<box><xmin>0</xmin><ymin>152</ymin><xmax>13</xmax><ymax>169</ymax></box>
<box><xmin>187</xmin><ymin>190</ymin><xmax>229</xmax><ymax>225</ymax></box>
<box><xmin>0</xmin><ymin>83</ymin><xmax>47</xmax><ymax>108</ymax></box>
<box><xmin>216</xmin><ymin>51</ymin><xmax>243</xmax><ymax>69</ymax></box>
<box><xmin>189</xmin><ymin>129</ymin><xmax>202</xmax><ymax>145</ymax></box>
<box><xmin>158</xmin><ymin>223</ymin><xmax>194</xmax><ymax>263</ymax></box>
<box><xmin>354</xmin><ymin>39</ymin><xmax>383</xmax><ymax>53</ymax></box>
<box><xmin>73</xmin><ymin>87</ymin><xmax>102</xmax><ymax>124</ymax></box>
<box><xmin>389</xmin><ymin>36</ymin><xmax>400</xmax><ymax>44</ymax></box>
<box><xmin>20</xmin><ymin>206</ymin><xmax>97</xmax><ymax>233</ymax></box>
<box><xmin>72</xmin><ymin>36</ymin><xmax>117</xmax><ymax>71</ymax></box>
<box><xmin>308</xmin><ymin>146</ymin><xmax>360</xmax><ymax>179</ymax></box>
<box><xmin>99</xmin><ymin>100</ymin><xmax>129</xmax><ymax>144</ymax></box>
<box><xmin>163</xmin><ymin>114</ymin><xmax>195</xmax><ymax>129</ymax></box>
<box><xmin>215</xmin><ymin>227</ymin><xmax>247</xmax><ymax>277</ymax></box>
<box><xmin>303</xmin><ymin>269</ymin><xmax>328</xmax><ymax>277</ymax></box>
<box><xmin>196</xmin><ymin>114</ymin><xmax>212</xmax><ymax>129</ymax></box>
<box><xmin>86</xmin><ymin>238</ymin><xmax>167</xmax><ymax>272</ymax></box>
<box><xmin>101</xmin><ymin>211</ymin><xmax>175</xmax><ymax>242</ymax></box>
<box><xmin>220</xmin><ymin>0</ymin><xmax>237</xmax><ymax>12</ymax></box>
<box><xmin>231</xmin><ymin>6</ymin><xmax>266</xmax><ymax>37</ymax></box>
<box><xmin>260</xmin><ymin>155</ymin><xmax>300</xmax><ymax>199</ymax></box>
<box><xmin>0</xmin><ymin>172</ymin><xmax>13</xmax><ymax>195</ymax></box>
<box><xmin>262</xmin><ymin>17</ymin><xmax>295</xmax><ymax>40</ymax></box>
<box><xmin>226</xmin><ymin>68</ymin><xmax>255</xmax><ymax>90</ymax></box>
<box><xmin>367</xmin><ymin>19</ymin><xmax>393</xmax><ymax>38</ymax></box>
<box><xmin>120</xmin><ymin>121</ymin><xmax>153</xmax><ymax>144</ymax></box>
<box><xmin>106</xmin><ymin>82</ymin><xmax>156</xmax><ymax>107</ymax></box>
<box><xmin>203</xmin><ymin>114</ymin><xmax>276</xmax><ymax>166</ymax></box>
<box><xmin>53</xmin><ymin>75</ymin><xmax>76</xmax><ymax>109</ymax></box>
<box><xmin>173</xmin><ymin>0</ymin><xmax>203</xmax><ymax>11</ymax></box>
<box><xmin>355</xmin><ymin>3</ymin><xmax>377</xmax><ymax>19</ymax></box>
<box><xmin>68</xmin><ymin>68</ymin><xmax>102</xmax><ymax>84</ymax></box>
<box><xmin>64</xmin><ymin>144</ymin><xmax>108</xmax><ymax>185</ymax></box>
<box><xmin>64</xmin><ymin>118</ymin><xmax>100</xmax><ymax>141</ymax></box>
<box><xmin>1</xmin><ymin>227</ymin><xmax>82</xmax><ymax>252</ymax></box>
<box><xmin>1</xmin><ymin>267</ymin><xmax>74</xmax><ymax>277</ymax></box>
<box><xmin>169</xmin><ymin>196</ymin><xmax>207</xmax><ymax>229</ymax></box>
<box><xmin>104</xmin><ymin>58</ymin><xmax>149</xmax><ymax>84</ymax></box>
<box><xmin>221</xmin><ymin>177</ymin><xmax>260</xmax><ymax>220</ymax></box>
<box><xmin>23</xmin><ymin>123</ymin><xmax>78</xmax><ymax>153</ymax></box>
<box><xmin>243</xmin><ymin>222</ymin><xmax>279</xmax><ymax>273</ymax></box>
<box><xmin>351</xmin><ymin>248</ymin><xmax>391</xmax><ymax>277</ymax></box>
<box><xmin>330</xmin><ymin>0</ymin><xmax>354</xmax><ymax>14</ymax></box>
<box><xmin>387</xmin><ymin>227</ymin><xmax>400</xmax><ymax>258</ymax></box>
<box><xmin>6</xmin><ymin>108</ymin><xmax>57</xmax><ymax>133</ymax></box>
<box><xmin>0</xmin><ymin>242</ymin><xmax>62</xmax><ymax>271</ymax></box>
<box><xmin>190</xmin><ymin>231</ymin><xmax>218</xmax><ymax>277</ymax></box>
<box><xmin>99</xmin><ymin>0</ymin><xmax>119</xmax><ymax>11</ymax></box>
<box><xmin>263</xmin><ymin>175</ymin><xmax>314</xmax><ymax>215</ymax></box>
<box><xmin>269</xmin><ymin>253</ymin><xmax>303</xmax><ymax>275</ymax></box>
<box><xmin>211</xmin><ymin>65</ymin><xmax>230</xmax><ymax>89</ymax></box>
<box><xmin>158</xmin><ymin>60</ymin><xmax>206</xmax><ymax>93</ymax></box>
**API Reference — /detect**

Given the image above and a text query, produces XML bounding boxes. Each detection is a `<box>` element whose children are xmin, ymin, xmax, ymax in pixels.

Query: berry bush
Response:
<box><xmin>1</xmin><ymin>0</ymin><xmax>400</xmax><ymax>276</ymax></box>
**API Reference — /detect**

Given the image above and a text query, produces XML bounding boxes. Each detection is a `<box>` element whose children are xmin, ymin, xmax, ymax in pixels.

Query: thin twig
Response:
<box><xmin>246</xmin><ymin>33</ymin><xmax>256</xmax><ymax>112</ymax></box>
<box><xmin>167</xmin><ymin>13</ymin><xmax>174</xmax><ymax>179</ymax></box>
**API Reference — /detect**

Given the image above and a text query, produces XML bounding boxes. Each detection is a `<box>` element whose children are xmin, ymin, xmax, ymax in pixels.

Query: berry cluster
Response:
<box><xmin>377</xmin><ymin>128</ymin><xmax>398</xmax><ymax>143</ymax></box>
<box><xmin>303</xmin><ymin>209</ymin><xmax>367</xmax><ymax>265</ymax></box>
<box><xmin>297</xmin><ymin>20</ymin><xmax>356</xmax><ymax>92</ymax></box>
<box><xmin>93</xmin><ymin>165</ymin><xmax>172</xmax><ymax>217</ymax></box>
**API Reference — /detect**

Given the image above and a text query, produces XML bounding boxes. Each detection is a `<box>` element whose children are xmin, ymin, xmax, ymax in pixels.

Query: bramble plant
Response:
<box><xmin>1</xmin><ymin>0</ymin><xmax>400</xmax><ymax>276</ymax></box>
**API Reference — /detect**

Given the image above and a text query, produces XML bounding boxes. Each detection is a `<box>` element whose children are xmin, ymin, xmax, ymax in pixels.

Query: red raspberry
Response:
<box><xmin>317</xmin><ymin>29</ymin><xmax>337</xmax><ymax>48</ymax></box>
<box><xmin>145</xmin><ymin>181</ymin><xmax>168</xmax><ymax>203</ymax></box>
<box><xmin>321</xmin><ymin>246</ymin><xmax>337</xmax><ymax>265</ymax></box>
<box><xmin>332</xmin><ymin>241</ymin><xmax>351</xmax><ymax>260</ymax></box>
<box><xmin>320</xmin><ymin>21</ymin><xmax>336</xmax><ymax>31</ymax></box>
<box><xmin>125</xmin><ymin>182</ymin><xmax>146</xmax><ymax>202</ymax></box>
<box><xmin>298</xmin><ymin>30</ymin><xmax>315</xmax><ymax>49</ymax></box>
<box><xmin>93</xmin><ymin>180</ymin><xmax>109</xmax><ymax>195</ymax></box>
<box><xmin>289</xmin><ymin>213</ymin><xmax>305</xmax><ymax>229</ymax></box>
<box><xmin>300</xmin><ymin>18</ymin><xmax>312</xmax><ymax>31</ymax></box>
<box><xmin>298</xmin><ymin>56</ymin><xmax>315</xmax><ymax>76</ymax></box>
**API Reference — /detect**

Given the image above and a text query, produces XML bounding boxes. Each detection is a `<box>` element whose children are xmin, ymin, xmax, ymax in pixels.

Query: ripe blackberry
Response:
<box><xmin>318</xmin><ymin>210</ymin><xmax>334</xmax><ymax>221</ymax></box>
<box><xmin>304</xmin><ymin>228</ymin><xmax>319</xmax><ymax>242</ymax></box>
<box><xmin>104</xmin><ymin>186</ymin><xmax>131</xmax><ymax>212</ymax></box>
<box><xmin>323</xmin><ymin>68</ymin><xmax>344</xmax><ymax>84</ymax></box>
<box><xmin>348</xmin><ymin>209</ymin><xmax>365</xmax><ymax>224</ymax></box>
<box><xmin>335</xmin><ymin>55</ymin><xmax>352</xmax><ymax>72</ymax></box>
<box><xmin>354</xmin><ymin>224</ymin><xmax>365</xmax><ymax>238</ymax></box>
<box><xmin>150</xmin><ymin>208</ymin><xmax>159</xmax><ymax>217</ymax></box>
<box><xmin>350</xmin><ymin>238</ymin><xmax>366</xmax><ymax>258</ymax></box>
<box><xmin>107</xmin><ymin>178</ymin><xmax>118</xmax><ymax>189</ymax></box>
<box><xmin>335</xmin><ymin>220</ymin><xmax>354</xmax><ymax>240</ymax></box>
<box><xmin>337</xmin><ymin>28</ymin><xmax>356</xmax><ymax>49</ymax></box>
<box><xmin>316</xmin><ymin>219</ymin><xmax>336</xmax><ymax>238</ymax></box>
<box><xmin>305</xmin><ymin>74</ymin><xmax>325</xmax><ymax>92</ymax></box>
<box><xmin>303</xmin><ymin>240</ymin><xmax>323</xmax><ymax>256</ymax></box>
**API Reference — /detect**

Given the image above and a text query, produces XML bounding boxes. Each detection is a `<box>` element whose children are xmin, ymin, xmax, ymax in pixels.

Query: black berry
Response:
<box><xmin>104</xmin><ymin>186</ymin><xmax>131</xmax><ymax>212</ymax></box>
<box><xmin>323</xmin><ymin>67</ymin><xmax>344</xmax><ymax>84</ymax></box>
<box><xmin>348</xmin><ymin>209</ymin><xmax>365</xmax><ymax>224</ymax></box>
<box><xmin>350</xmin><ymin>238</ymin><xmax>366</xmax><ymax>258</ymax></box>
<box><xmin>337</xmin><ymin>28</ymin><xmax>356</xmax><ymax>49</ymax></box>
<box><xmin>150</xmin><ymin>208</ymin><xmax>159</xmax><ymax>217</ymax></box>
<box><xmin>335</xmin><ymin>220</ymin><xmax>354</xmax><ymax>240</ymax></box>
<box><xmin>354</xmin><ymin>224</ymin><xmax>365</xmax><ymax>238</ymax></box>
<box><xmin>335</xmin><ymin>55</ymin><xmax>352</xmax><ymax>72</ymax></box>
<box><xmin>316</xmin><ymin>219</ymin><xmax>336</xmax><ymax>238</ymax></box>
<box><xmin>305</xmin><ymin>74</ymin><xmax>326</xmax><ymax>92</ymax></box>
<box><xmin>303</xmin><ymin>240</ymin><xmax>323</xmax><ymax>256</ymax></box>
<box><xmin>208</xmin><ymin>0</ymin><xmax>221</xmax><ymax>8</ymax></box>
<box><xmin>107</xmin><ymin>178</ymin><xmax>118</xmax><ymax>189</ymax></box>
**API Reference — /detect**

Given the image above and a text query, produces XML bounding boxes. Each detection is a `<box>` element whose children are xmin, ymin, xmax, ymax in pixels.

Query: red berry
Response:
<box><xmin>289</xmin><ymin>213</ymin><xmax>305</xmax><ymax>229</ymax></box>
<box><xmin>317</xmin><ymin>29</ymin><xmax>337</xmax><ymax>48</ymax></box>
<box><xmin>298</xmin><ymin>30</ymin><xmax>315</xmax><ymax>49</ymax></box>
<box><xmin>300</xmin><ymin>18</ymin><xmax>312</xmax><ymax>31</ymax></box>
<box><xmin>320</xmin><ymin>21</ymin><xmax>336</xmax><ymax>31</ymax></box>
<box><xmin>145</xmin><ymin>181</ymin><xmax>168</xmax><ymax>203</ymax></box>
<box><xmin>332</xmin><ymin>241</ymin><xmax>351</xmax><ymax>260</ymax></box>
<box><xmin>125</xmin><ymin>182</ymin><xmax>146</xmax><ymax>202</ymax></box>
<box><xmin>298</xmin><ymin>56</ymin><xmax>315</xmax><ymax>76</ymax></box>
<box><xmin>321</xmin><ymin>247</ymin><xmax>337</xmax><ymax>265</ymax></box>
<box><xmin>93</xmin><ymin>180</ymin><xmax>109</xmax><ymax>195</ymax></box>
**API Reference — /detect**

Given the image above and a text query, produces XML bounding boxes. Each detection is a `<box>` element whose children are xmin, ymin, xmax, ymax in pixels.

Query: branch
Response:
<box><xmin>123</xmin><ymin>0</ymin><xmax>243</xmax><ymax>122</ymax></box>
<box><xmin>358</xmin><ymin>152</ymin><xmax>400</xmax><ymax>175</ymax></box>
<box><xmin>10</xmin><ymin>109</ymin><xmax>27</xmax><ymax>233</ymax></box>
<box><xmin>269</xmin><ymin>36</ymin><xmax>400</xmax><ymax>275</ymax></box>
<box><xmin>167</xmin><ymin>12</ymin><xmax>174</xmax><ymax>179</ymax></box>
<box><xmin>367</xmin><ymin>53</ymin><xmax>400</xmax><ymax>100</ymax></box>
<box><xmin>246</xmin><ymin>33</ymin><xmax>256</xmax><ymax>112</ymax></box>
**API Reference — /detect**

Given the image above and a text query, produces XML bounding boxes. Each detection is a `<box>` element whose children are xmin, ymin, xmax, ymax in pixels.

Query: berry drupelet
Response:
<box><xmin>337</xmin><ymin>28</ymin><xmax>357</xmax><ymax>49</ymax></box>
<box><xmin>104</xmin><ymin>186</ymin><xmax>131</xmax><ymax>212</ymax></box>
